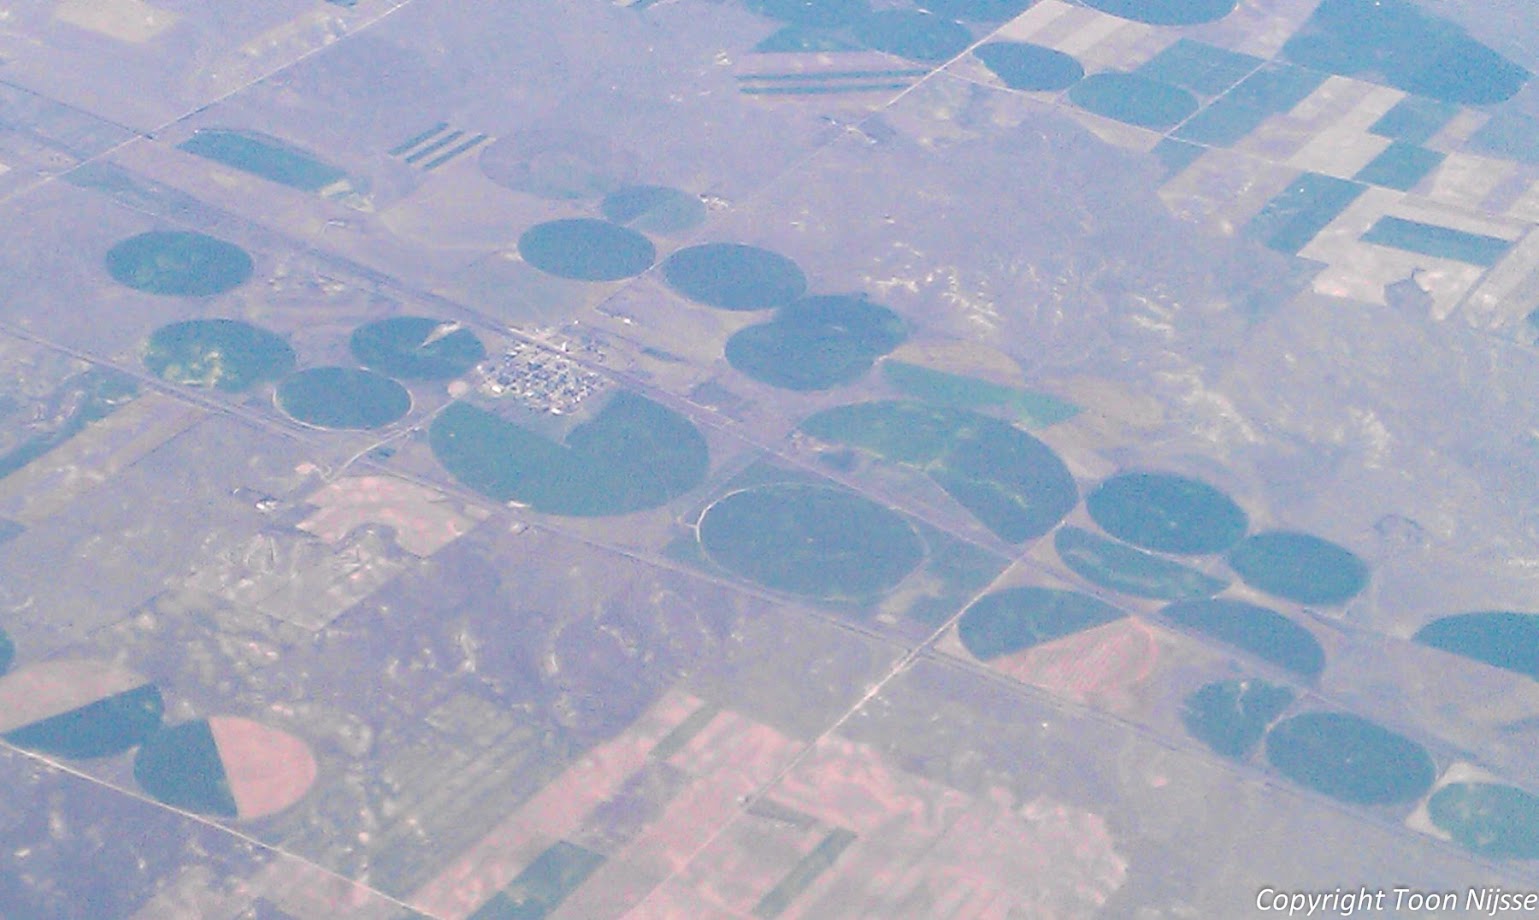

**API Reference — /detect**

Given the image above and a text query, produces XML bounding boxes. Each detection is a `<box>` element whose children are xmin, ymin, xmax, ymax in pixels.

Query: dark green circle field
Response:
<box><xmin>1413</xmin><ymin>611</ymin><xmax>1539</xmax><ymax>682</ymax></box>
<box><xmin>799</xmin><ymin>402</ymin><xmax>1078</xmax><ymax>543</ymax></box>
<box><xmin>518</xmin><ymin>218</ymin><xmax>656</xmax><ymax>281</ymax></box>
<box><xmin>276</xmin><ymin>367</ymin><xmax>412</xmax><ymax>430</ymax></box>
<box><xmin>1264</xmin><ymin>711</ymin><xmax>1435</xmax><ymax>805</ymax></box>
<box><xmin>134</xmin><ymin>719</ymin><xmax>239</xmax><ymax>818</ymax></box>
<box><xmin>0</xmin><ymin>661</ymin><xmax>164</xmax><ymax>760</ymax></box>
<box><xmin>918</xmin><ymin>0</ymin><xmax>1033</xmax><ymax>23</ymax></box>
<box><xmin>133</xmin><ymin>716</ymin><xmax>317</xmax><ymax>821</ymax></box>
<box><xmin>974</xmin><ymin>42</ymin><xmax>1084</xmax><ymax>91</ymax></box>
<box><xmin>349</xmin><ymin>316</ymin><xmax>486</xmax><ymax>380</ymax></box>
<box><xmin>957</xmin><ymin>586</ymin><xmax>1124</xmax><ymax>661</ymax></box>
<box><xmin>1281</xmin><ymin>0</ymin><xmax>1528</xmax><ymax>105</ymax></box>
<box><xmin>600</xmin><ymin>185</ymin><xmax>707</xmax><ymax>236</ymax></box>
<box><xmin>1067</xmin><ymin>73</ymin><xmax>1199</xmax><ymax>130</ymax></box>
<box><xmin>698</xmin><ymin>482</ymin><xmax>924</xmax><ymax>599</ymax></box>
<box><xmin>1055</xmin><ymin>526</ymin><xmax>1228</xmax><ymax>601</ymax></box>
<box><xmin>1181</xmin><ymin>678</ymin><xmax>1295</xmax><ymax>759</ymax></box>
<box><xmin>662</xmin><ymin>243</ymin><xmax>807</xmax><ymax>311</ymax></box>
<box><xmin>1160</xmin><ymin>599</ymin><xmax>1325</xmax><ymax>677</ymax></box>
<box><xmin>725</xmin><ymin>295</ymin><xmax>906</xmax><ymax>391</ymax></box>
<box><xmin>143</xmin><ymin>319</ymin><xmax>295</xmax><ymax>392</ymax></box>
<box><xmin>430</xmin><ymin>391</ymin><xmax>709</xmax><ymax>516</ymax></box>
<box><xmin>106</xmin><ymin>231</ymin><xmax>254</xmax><ymax>296</ymax></box>
<box><xmin>746</xmin><ymin>0</ymin><xmax>870</xmax><ymax>27</ymax></box>
<box><xmin>851</xmin><ymin>10</ymin><xmax>974</xmax><ymax>62</ymax></box>
<box><xmin>1082</xmin><ymin>0</ymin><xmax>1237</xmax><ymax>25</ymax></box>
<box><xmin>1428</xmin><ymin>782</ymin><xmax>1539</xmax><ymax>859</ymax></box>
<box><xmin>1227</xmin><ymin>531</ymin><xmax>1368</xmax><ymax>605</ymax></box>
<box><xmin>1086</xmin><ymin>471</ymin><xmax>1247</xmax><ymax>555</ymax></box>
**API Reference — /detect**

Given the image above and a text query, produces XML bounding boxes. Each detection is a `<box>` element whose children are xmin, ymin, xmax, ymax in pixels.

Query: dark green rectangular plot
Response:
<box><xmin>648</xmin><ymin>702</ymin><xmax>719</xmax><ymax>761</ymax></box>
<box><xmin>422</xmin><ymin>134</ymin><xmax>488</xmax><ymax>171</ymax></box>
<box><xmin>1369</xmin><ymin>96</ymin><xmax>1457</xmax><ymax>145</ymax></box>
<box><xmin>178</xmin><ymin>130</ymin><xmax>346</xmax><ymax>191</ymax></box>
<box><xmin>404</xmin><ymin>129</ymin><xmax>464</xmax><ymax>164</ymax></box>
<box><xmin>752</xmin><ymin>828</ymin><xmax>858</xmax><ymax>918</ymax></box>
<box><xmin>1468</xmin><ymin>113</ymin><xmax>1539</xmax><ymax>165</ymax></box>
<box><xmin>1246</xmin><ymin>172</ymin><xmax>1365</xmax><ymax>254</ymax></box>
<box><xmin>1228</xmin><ymin>64</ymin><xmax>1324</xmax><ymax>111</ymax></box>
<box><xmin>1353</xmin><ymin>143</ymin><xmax>1445</xmax><ymax>190</ymax></box>
<box><xmin>1136</xmin><ymin>39</ymin><xmax>1262</xmax><ymax>95</ymax></box>
<box><xmin>469</xmin><ymin>841</ymin><xmax>606</xmax><ymax>920</ymax></box>
<box><xmin>1174</xmin><ymin>64</ymin><xmax>1323</xmax><ymax>146</ymax></box>
<box><xmin>1153</xmin><ymin>138</ymin><xmax>1205</xmax><ymax>176</ymax></box>
<box><xmin>1360</xmin><ymin>216</ymin><xmax>1512</xmax><ymax>266</ymax></box>
<box><xmin>390</xmin><ymin>122</ymin><xmax>449</xmax><ymax>156</ymax></box>
<box><xmin>1173</xmin><ymin>100</ymin><xmax>1266</xmax><ymax>146</ymax></box>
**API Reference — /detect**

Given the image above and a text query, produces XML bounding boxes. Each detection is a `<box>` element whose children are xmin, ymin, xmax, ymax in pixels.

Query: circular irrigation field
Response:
<box><xmin>106</xmin><ymin>231</ymin><xmax>254</xmax><ymax>297</ymax></box>
<box><xmin>698</xmin><ymin>482</ymin><xmax>924</xmax><ymax>599</ymax></box>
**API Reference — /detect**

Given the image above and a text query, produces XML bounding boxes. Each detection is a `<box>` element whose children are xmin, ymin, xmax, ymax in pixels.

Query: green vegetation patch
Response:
<box><xmin>851</xmin><ymin>10</ymin><xmax>973</xmax><ymax>63</ymax></box>
<box><xmin>473</xmin><ymin>841</ymin><xmax>606</xmax><ymax>920</ymax></box>
<box><xmin>0</xmin><ymin>369</ymin><xmax>137</xmax><ymax>481</ymax></box>
<box><xmin>0</xmin><ymin>629</ymin><xmax>11</xmax><ymax>676</ymax></box>
<box><xmin>430</xmin><ymin>391</ymin><xmax>709</xmax><ymax>516</ymax></box>
<box><xmin>349</xmin><ymin>316</ymin><xmax>486</xmax><ymax>380</ymax></box>
<box><xmin>1182</xmin><ymin>678</ymin><xmax>1294</xmax><ymax>759</ymax></box>
<box><xmin>1264</xmin><ymin>711</ymin><xmax>1435</xmax><ymax>805</ymax></box>
<box><xmin>974</xmin><ymin>42</ymin><xmax>1084</xmax><ymax>91</ymax></box>
<box><xmin>800</xmin><ymin>401</ymin><xmax>1077</xmax><ymax>542</ymax></box>
<box><xmin>177</xmin><ymin>129</ymin><xmax>347</xmax><ymax>192</ymax></box>
<box><xmin>916</xmin><ymin>0</ymin><xmax>1032</xmax><ymax>22</ymax></box>
<box><xmin>957</xmin><ymin>586</ymin><xmax>1124</xmax><ymax>661</ymax></box>
<box><xmin>600</xmin><ymin>185</ymin><xmax>706</xmax><ymax>236</ymax></box>
<box><xmin>1136</xmin><ymin>39</ymin><xmax>1261</xmax><ymax>96</ymax></box>
<box><xmin>1467</xmin><ymin>113</ymin><xmax>1539</xmax><ymax>166</ymax></box>
<box><xmin>1369</xmin><ymin>96</ymin><xmax>1458</xmax><ymax>145</ymax></box>
<box><xmin>1360</xmin><ymin>216</ymin><xmax>1511</xmax><ymax>267</ymax></box>
<box><xmin>1086</xmin><ymin>471</ymin><xmax>1247</xmax><ymax>555</ymax></box>
<box><xmin>1281</xmin><ymin>0</ymin><xmax>1528</xmax><ymax>105</ymax></box>
<box><xmin>745</xmin><ymin>0</ymin><xmax>869</xmax><ymax>27</ymax></box>
<box><xmin>1428</xmin><ymin>783</ymin><xmax>1539</xmax><ymax>859</ymax></box>
<box><xmin>1082</xmin><ymin>0</ymin><xmax>1236</xmax><ymax>25</ymax></box>
<box><xmin>1154</xmin><ymin>139</ymin><xmax>1205</xmax><ymax>176</ymax></box>
<box><xmin>144</xmin><ymin>319</ymin><xmax>295</xmax><ymax>392</ymax></box>
<box><xmin>755</xmin><ymin>27</ymin><xmax>863</xmax><ymax>52</ymax></box>
<box><xmin>754</xmin><ymin>828</ymin><xmax>858</xmax><ymax>918</ymax></box>
<box><xmin>4</xmin><ymin>683</ymin><xmax>164</xmax><ymax>760</ymax></box>
<box><xmin>662</xmin><ymin>243</ymin><xmax>807</xmax><ymax>311</ymax></box>
<box><xmin>106</xmin><ymin>230</ymin><xmax>254</xmax><ymax>296</ymax></box>
<box><xmin>1413</xmin><ymin>611</ymin><xmax>1539</xmax><ymax>682</ymax></box>
<box><xmin>697</xmin><ymin>482</ymin><xmax>924</xmax><ymax>600</ymax></box>
<box><xmin>882</xmin><ymin>361</ymin><xmax>1078</xmax><ymax>427</ymax></box>
<box><xmin>133</xmin><ymin>719</ymin><xmax>238</xmax><ymax>819</ymax></box>
<box><xmin>725</xmin><ymin>295</ymin><xmax>906</xmax><ymax>391</ymax></box>
<box><xmin>1055</xmin><ymin>526</ymin><xmax>1229</xmax><ymax>601</ymax></box>
<box><xmin>276</xmin><ymin>367</ymin><xmax>412</xmax><ymax>430</ymax></box>
<box><xmin>1352</xmin><ymin>143</ymin><xmax>1444</xmax><ymax>191</ymax></box>
<box><xmin>1227</xmin><ymin>531</ymin><xmax>1368</xmax><ymax>605</ymax></box>
<box><xmin>1173</xmin><ymin>64</ymin><xmax>1323</xmax><ymax>147</ymax></box>
<box><xmin>1246</xmin><ymin>172</ymin><xmax>1365</xmax><ymax>255</ymax></box>
<box><xmin>1068</xmin><ymin>73</ymin><xmax>1199</xmax><ymax>131</ymax></box>
<box><xmin>518</xmin><ymin>218</ymin><xmax>656</xmax><ymax>282</ymax></box>
<box><xmin>1161</xmin><ymin>599</ymin><xmax>1325</xmax><ymax>677</ymax></box>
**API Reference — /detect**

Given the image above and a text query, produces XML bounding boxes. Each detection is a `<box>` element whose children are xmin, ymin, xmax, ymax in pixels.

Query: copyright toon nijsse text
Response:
<box><xmin>1257</xmin><ymin>887</ymin><xmax>1539</xmax><ymax>916</ymax></box>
